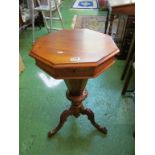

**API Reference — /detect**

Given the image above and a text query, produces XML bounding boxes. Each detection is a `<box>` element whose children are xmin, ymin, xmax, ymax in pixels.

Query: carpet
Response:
<box><xmin>72</xmin><ymin>15</ymin><xmax>107</xmax><ymax>33</ymax></box>
<box><xmin>72</xmin><ymin>0</ymin><xmax>98</xmax><ymax>9</ymax></box>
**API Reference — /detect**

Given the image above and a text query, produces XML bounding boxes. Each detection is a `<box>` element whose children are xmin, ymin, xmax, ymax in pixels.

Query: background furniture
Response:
<box><xmin>32</xmin><ymin>0</ymin><xmax>64</xmax><ymax>43</ymax></box>
<box><xmin>121</xmin><ymin>34</ymin><xmax>134</xmax><ymax>80</ymax></box>
<box><xmin>30</xmin><ymin>29</ymin><xmax>119</xmax><ymax>137</ymax></box>
<box><xmin>121</xmin><ymin>35</ymin><xmax>135</xmax><ymax>95</ymax></box>
<box><xmin>108</xmin><ymin>1</ymin><xmax>135</xmax><ymax>59</ymax></box>
<box><xmin>98</xmin><ymin>0</ymin><xmax>111</xmax><ymax>34</ymax></box>
<box><xmin>19</xmin><ymin>0</ymin><xmax>32</xmax><ymax>32</ymax></box>
<box><xmin>122</xmin><ymin>61</ymin><xmax>135</xmax><ymax>95</ymax></box>
<box><xmin>19</xmin><ymin>0</ymin><xmax>44</xmax><ymax>33</ymax></box>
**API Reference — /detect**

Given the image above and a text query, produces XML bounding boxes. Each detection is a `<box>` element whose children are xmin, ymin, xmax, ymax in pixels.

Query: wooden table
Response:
<box><xmin>108</xmin><ymin>1</ymin><xmax>135</xmax><ymax>35</ymax></box>
<box><xmin>109</xmin><ymin>0</ymin><xmax>135</xmax><ymax>7</ymax></box>
<box><xmin>30</xmin><ymin>29</ymin><xmax>119</xmax><ymax>137</ymax></box>
<box><xmin>107</xmin><ymin>0</ymin><xmax>135</xmax><ymax>59</ymax></box>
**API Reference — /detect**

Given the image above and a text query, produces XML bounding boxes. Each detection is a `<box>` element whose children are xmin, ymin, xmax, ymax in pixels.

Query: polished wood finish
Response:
<box><xmin>48</xmin><ymin>89</ymin><xmax>107</xmax><ymax>137</ymax></box>
<box><xmin>31</xmin><ymin>29</ymin><xmax>118</xmax><ymax>64</ymax></box>
<box><xmin>108</xmin><ymin>3</ymin><xmax>135</xmax><ymax>35</ymax></box>
<box><xmin>30</xmin><ymin>29</ymin><xmax>119</xmax><ymax>79</ymax></box>
<box><xmin>64</xmin><ymin>79</ymin><xmax>88</xmax><ymax>96</ymax></box>
<box><xmin>110</xmin><ymin>3</ymin><xmax>135</xmax><ymax>15</ymax></box>
<box><xmin>30</xmin><ymin>29</ymin><xmax>119</xmax><ymax>137</ymax></box>
<box><xmin>35</xmin><ymin>56</ymin><xmax>115</xmax><ymax>79</ymax></box>
<box><xmin>109</xmin><ymin>0</ymin><xmax>135</xmax><ymax>7</ymax></box>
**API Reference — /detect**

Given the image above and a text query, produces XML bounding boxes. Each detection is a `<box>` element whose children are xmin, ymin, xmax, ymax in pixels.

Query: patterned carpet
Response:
<box><xmin>72</xmin><ymin>15</ymin><xmax>107</xmax><ymax>33</ymax></box>
<box><xmin>72</xmin><ymin>0</ymin><xmax>98</xmax><ymax>9</ymax></box>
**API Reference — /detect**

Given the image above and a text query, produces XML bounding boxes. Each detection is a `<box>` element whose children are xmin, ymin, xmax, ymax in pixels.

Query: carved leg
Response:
<box><xmin>48</xmin><ymin>109</ymin><xmax>72</xmax><ymax>137</ymax></box>
<box><xmin>81</xmin><ymin>107</ymin><xmax>107</xmax><ymax>134</ymax></box>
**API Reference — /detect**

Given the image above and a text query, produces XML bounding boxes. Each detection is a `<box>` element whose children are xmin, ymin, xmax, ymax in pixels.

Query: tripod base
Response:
<box><xmin>48</xmin><ymin>90</ymin><xmax>107</xmax><ymax>138</ymax></box>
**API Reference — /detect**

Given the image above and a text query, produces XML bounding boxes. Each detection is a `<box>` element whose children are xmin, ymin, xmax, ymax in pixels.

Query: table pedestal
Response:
<box><xmin>48</xmin><ymin>79</ymin><xmax>107</xmax><ymax>138</ymax></box>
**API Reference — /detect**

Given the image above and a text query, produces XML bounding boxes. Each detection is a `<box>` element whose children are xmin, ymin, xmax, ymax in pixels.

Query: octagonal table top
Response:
<box><xmin>30</xmin><ymin>29</ymin><xmax>119</xmax><ymax>79</ymax></box>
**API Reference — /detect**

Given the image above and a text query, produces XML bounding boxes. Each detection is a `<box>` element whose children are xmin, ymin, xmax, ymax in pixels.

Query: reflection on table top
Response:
<box><xmin>30</xmin><ymin>29</ymin><xmax>119</xmax><ymax>66</ymax></box>
<box><xmin>30</xmin><ymin>29</ymin><xmax>119</xmax><ymax>79</ymax></box>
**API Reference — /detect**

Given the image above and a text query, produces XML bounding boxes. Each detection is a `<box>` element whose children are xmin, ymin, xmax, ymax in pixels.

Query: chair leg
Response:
<box><xmin>121</xmin><ymin>57</ymin><xmax>132</xmax><ymax>80</ymax></box>
<box><xmin>104</xmin><ymin>9</ymin><xmax>109</xmax><ymax>34</ymax></box>
<box><xmin>121</xmin><ymin>35</ymin><xmax>135</xmax><ymax>80</ymax></box>
<box><xmin>122</xmin><ymin>65</ymin><xmax>133</xmax><ymax>95</ymax></box>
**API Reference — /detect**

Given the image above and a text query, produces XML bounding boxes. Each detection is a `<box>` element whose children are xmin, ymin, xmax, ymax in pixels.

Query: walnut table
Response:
<box><xmin>30</xmin><ymin>29</ymin><xmax>119</xmax><ymax>137</ymax></box>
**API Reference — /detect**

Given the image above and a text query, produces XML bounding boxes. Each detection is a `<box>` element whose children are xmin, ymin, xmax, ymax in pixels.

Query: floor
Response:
<box><xmin>19</xmin><ymin>0</ymin><xmax>135</xmax><ymax>154</ymax></box>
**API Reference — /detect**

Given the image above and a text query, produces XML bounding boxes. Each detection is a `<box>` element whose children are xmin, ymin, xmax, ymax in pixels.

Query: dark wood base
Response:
<box><xmin>48</xmin><ymin>90</ymin><xmax>107</xmax><ymax>138</ymax></box>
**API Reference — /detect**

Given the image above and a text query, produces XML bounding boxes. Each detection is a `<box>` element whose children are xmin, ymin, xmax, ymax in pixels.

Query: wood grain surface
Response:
<box><xmin>30</xmin><ymin>29</ymin><xmax>119</xmax><ymax>79</ymax></box>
